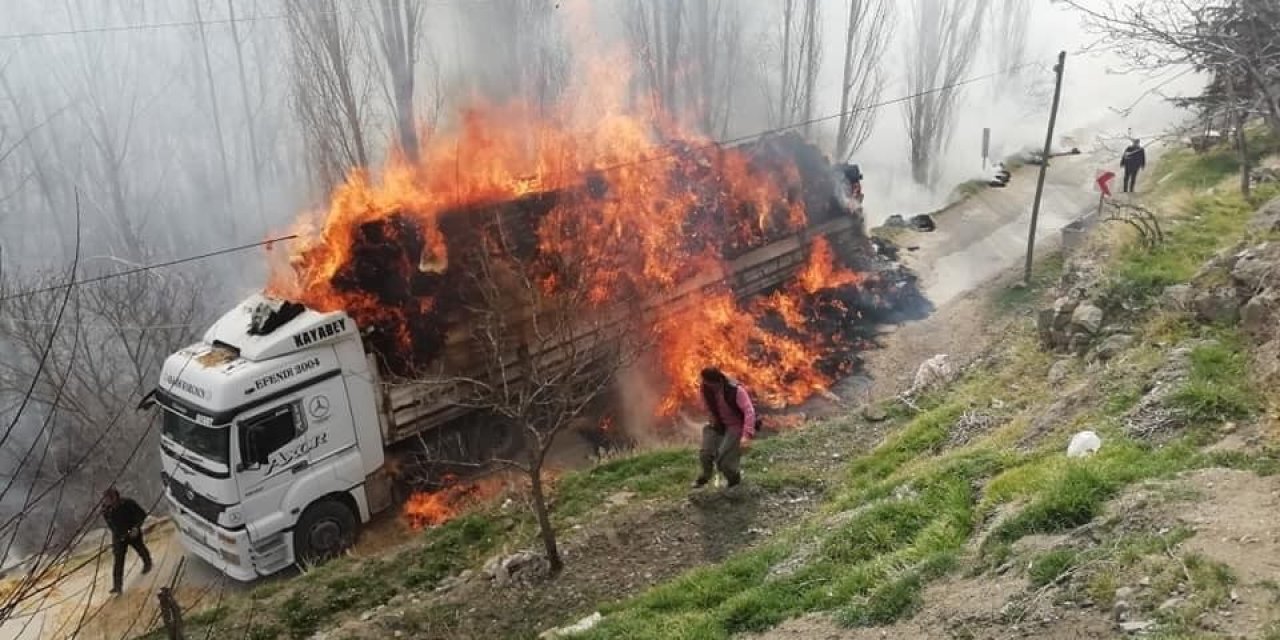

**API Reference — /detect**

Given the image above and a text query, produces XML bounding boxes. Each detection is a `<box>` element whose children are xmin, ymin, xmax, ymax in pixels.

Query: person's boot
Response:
<box><xmin>109</xmin><ymin>586</ymin><xmax>122</xmax><ymax>596</ymax></box>
<box><xmin>724</xmin><ymin>470</ymin><xmax>742</xmax><ymax>488</ymax></box>
<box><xmin>141</xmin><ymin>561</ymin><xmax>152</xmax><ymax>575</ymax></box>
<box><xmin>691</xmin><ymin>474</ymin><xmax>710</xmax><ymax>489</ymax></box>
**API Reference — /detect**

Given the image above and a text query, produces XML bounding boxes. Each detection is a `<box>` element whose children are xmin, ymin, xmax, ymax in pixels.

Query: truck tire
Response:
<box><xmin>294</xmin><ymin>499</ymin><xmax>357</xmax><ymax>565</ymax></box>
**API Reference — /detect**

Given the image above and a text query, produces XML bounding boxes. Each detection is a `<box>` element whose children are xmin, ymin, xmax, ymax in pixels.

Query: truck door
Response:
<box><xmin>234</xmin><ymin>375</ymin><xmax>356</xmax><ymax>542</ymax></box>
<box><xmin>235</xmin><ymin>398</ymin><xmax>309</xmax><ymax>541</ymax></box>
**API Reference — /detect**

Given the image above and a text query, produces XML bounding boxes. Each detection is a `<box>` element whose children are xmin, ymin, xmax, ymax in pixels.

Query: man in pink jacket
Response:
<box><xmin>694</xmin><ymin>367</ymin><xmax>757</xmax><ymax>488</ymax></box>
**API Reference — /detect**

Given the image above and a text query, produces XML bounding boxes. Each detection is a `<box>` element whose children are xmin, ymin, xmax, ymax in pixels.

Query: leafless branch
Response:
<box><xmin>836</xmin><ymin>0</ymin><xmax>894</xmax><ymax>161</ymax></box>
<box><xmin>902</xmin><ymin>0</ymin><xmax>992</xmax><ymax>186</ymax></box>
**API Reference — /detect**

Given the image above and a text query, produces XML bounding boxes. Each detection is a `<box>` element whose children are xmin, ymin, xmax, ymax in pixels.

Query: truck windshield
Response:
<box><xmin>161</xmin><ymin>410</ymin><xmax>229</xmax><ymax>466</ymax></box>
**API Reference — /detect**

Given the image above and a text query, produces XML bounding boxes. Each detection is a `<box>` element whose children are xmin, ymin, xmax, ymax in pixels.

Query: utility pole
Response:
<box><xmin>1023</xmin><ymin>50</ymin><xmax>1067</xmax><ymax>285</ymax></box>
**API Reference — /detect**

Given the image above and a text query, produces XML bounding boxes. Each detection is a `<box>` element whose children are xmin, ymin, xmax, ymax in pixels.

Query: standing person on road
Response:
<box><xmin>1121</xmin><ymin>139</ymin><xmax>1147</xmax><ymax>193</ymax></box>
<box><xmin>693</xmin><ymin>367</ymin><xmax>757</xmax><ymax>489</ymax></box>
<box><xmin>102</xmin><ymin>487</ymin><xmax>152</xmax><ymax>595</ymax></box>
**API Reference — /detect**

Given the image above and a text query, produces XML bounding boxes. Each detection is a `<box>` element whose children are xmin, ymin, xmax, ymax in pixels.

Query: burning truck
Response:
<box><xmin>143</xmin><ymin>130</ymin><xmax>919</xmax><ymax>581</ymax></box>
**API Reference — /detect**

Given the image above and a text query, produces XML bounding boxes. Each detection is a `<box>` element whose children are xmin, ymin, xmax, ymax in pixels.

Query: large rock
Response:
<box><xmin>1192</xmin><ymin>287</ymin><xmax>1241</xmax><ymax>324</ymax></box>
<box><xmin>909</xmin><ymin>354</ymin><xmax>955</xmax><ymax>394</ymax></box>
<box><xmin>1249</xmin><ymin>195</ymin><xmax>1280</xmax><ymax>234</ymax></box>
<box><xmin>1231</xmin><ymin>242</ymin><xmax>1280</xmax><ymax>296</ymax></box>
<box><xmin>1161</xmin><ymin>284</ymin><xmax>1194</xmax><ymax>311</ymax></box>
<box><xmin>1047</xmin><ymin>359</ymin><xmax>1073</xmax><ymax>385</ymax></box>
<box><xmin>1039</xmin><ymin>297</ymin><xmax>1106</xmax><ymax>353</ymax></box>
<box><xmin>1071</xmin><ymin>303</ymin><xmax>1105</xmax><ymax>334</ymax></box>
<box><xmin>1093</xmin><ymin>333</ymin><xmax>1135</xmax><ymax>362</ymax></box>
<box><xmin>1053</xmin><ymin>297</ymin><xmax>1079</xmax><ymax>329</ymax></box>
<box><xmin>1241</xmin><ymin>288</ymin><xmax>1280</xmax><ymax>340</ymax></box>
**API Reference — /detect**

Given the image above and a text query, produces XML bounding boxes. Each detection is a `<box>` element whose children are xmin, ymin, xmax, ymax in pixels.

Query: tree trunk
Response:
<box><xmin>1227</xmin><ymin>73</ymin><xmax>1250</xmax><ymax>198</ymax></box>
<box><xmin>526</xmin><ymin>444</ymin><xmax>562</xmax><ymax>574</ymax></box>
<box><xmin>191</xmin><ymin>0</ymin><xmax>236</xmax><ymax>234</ymax></box>
<box><xmin>801</xmin><ymin>0</ymin><xmax>819</xmax><ymax>134</ymax></box>
<box><xmin>780</xmin><ymin>0</ymin><xmax>794</xmax><ymax>127</ymax></box>
<box><xmin>378</xmin><ymin>0</ymin><xmax>418</xmax><ymax>162</ymax></box>
<box><xmin>1237</xmin><ymin>112</ymin><xmax>1251</xmax><ymax>199</ymax></box>
<box><xmin>227</xmin><ymin>0</ymin><xmax>268</xmax><ymax>227</ymax></box>
<box><xmin>835</xmin><ymin>1</ymin><xmax>859</xmax><ymax>160</ymax></box>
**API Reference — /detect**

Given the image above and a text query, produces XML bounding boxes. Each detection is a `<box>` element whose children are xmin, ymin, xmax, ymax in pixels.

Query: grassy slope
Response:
<box><xmin>155</xmin><ymin>135</ymin><xmax>1280</xmax><ymax>640</ymax></box>
<box><xmin>568</xmin><ymin>138</ymin><xmax>1280</xmax><ymax>640</ymax></box>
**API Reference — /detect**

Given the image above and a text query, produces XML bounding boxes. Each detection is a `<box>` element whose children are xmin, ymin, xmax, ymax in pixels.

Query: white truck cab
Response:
<box><xmin>149</xmin><ymin>295</ymin><xmax>390</xmax><ymax>580</ymax></box>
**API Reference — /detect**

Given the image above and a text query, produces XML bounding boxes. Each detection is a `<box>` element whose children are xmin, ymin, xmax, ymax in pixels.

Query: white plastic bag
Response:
<box><xmin>1067</xmin><ymin>430</ymin><xmax>1102</xmax><ymax>458</ymax></box>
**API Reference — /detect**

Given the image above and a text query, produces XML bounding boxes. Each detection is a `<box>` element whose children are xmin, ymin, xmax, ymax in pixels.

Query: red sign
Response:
<box><xmin>1096</xmin><ymin>170</ymin><xmax>1116</xmax><ymax>198</ymax></box>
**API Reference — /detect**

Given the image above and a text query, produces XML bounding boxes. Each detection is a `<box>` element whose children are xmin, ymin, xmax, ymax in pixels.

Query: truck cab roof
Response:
<box><xmin>155</xmin><ymin>294</ymin><xmax>356</xmax><ymax>422</ymax></box>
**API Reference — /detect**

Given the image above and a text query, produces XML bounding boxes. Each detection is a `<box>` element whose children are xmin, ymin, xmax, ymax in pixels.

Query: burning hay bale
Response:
<box><xmin>271</xmin><ymin>119</ymin><xmax>925</xmax><ymax>424</ymax></box>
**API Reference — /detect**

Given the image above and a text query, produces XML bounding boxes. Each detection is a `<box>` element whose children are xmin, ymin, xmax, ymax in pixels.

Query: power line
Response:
<box><xmin>0</xmin><ymin>234</ymin><xmax>296</xmax><ymax>303</ymax></box>
<box><xmin>0</xmin><ymin>13</ymin><xmax>292</xmax><ymax>41</ymax></box>
<box><xmin>0</xmin><ymin>0</ymin><xmax>515</xmax><ymax>42</ymax></box>
<box><xmin>581</xmin><ymin>61</ymin><xmax>1040</xmax><ymax>179</ymax></box>
<box><xmin>0</xmin><ymin>316</ymin><xmax>197</xmax><ymax>331</ymax></box>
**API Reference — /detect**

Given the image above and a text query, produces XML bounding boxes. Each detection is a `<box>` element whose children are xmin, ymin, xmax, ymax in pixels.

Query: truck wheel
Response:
<box><xmin>294</xmin><ymin>500</ymin><xmax>357</xmax><ymax>565</ymax></box>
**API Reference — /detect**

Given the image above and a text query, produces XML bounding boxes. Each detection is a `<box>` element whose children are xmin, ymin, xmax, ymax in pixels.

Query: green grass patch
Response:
<box><xmin>1168</xmin><ymin>335</ymin><xmax>1260</xmax><ymax>424</ymax></box>
<box><xmin>1105</xmin><ymin>193</ymin><xmax>1253</xmax><ymax>305</ymax></box>
<box><xmin>554</xmin><ymin>448</ymin><xmax>696</xmax><ymax>521</ymax></box>
<box><xmin>983</xmin><ymin>439</ymin><xmax>1202</xmax><ymax>550</ymax></box>
<box><xmin>579</xmin><ymin>451</ymin><xmax>988</xmax><ymax>639</ymax></box>
<box><xmin>995</xmin><ymin>254</ymin><xmax>1065</xmax><ymax>311</ymax></box>
<box><xmin>841</xmin><ymin>403</ymin><xmax>962</xmax><ymax>493</ymax></box>
<box><xmin>1029</xmin><ymin>548</ymin><xmax>1081</xmax><ymax>587</ymax></box>
<box><xmin>1154</xmin><ymin>130</ymin><xmax>1280</xmax><ymax>191</ymax></box>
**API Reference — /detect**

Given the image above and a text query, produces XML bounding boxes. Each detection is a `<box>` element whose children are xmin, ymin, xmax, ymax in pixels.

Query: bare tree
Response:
<box><xmin>286</xmin><ymin>0</ymin><xmax>373</xmax><ymax>192</ymax></box>
<box><xmin>902</xmin><ymin>0</ymin><xmax>991</xmax><ymax>186</ymax></box>
<box><xmin>767</xmin><ymin>0</ymin><xmax>822</xmax><ymax>132</ymax></box>
<box><xmin>226</xmin><ymin>0</ymin><xmax>268</xmax><ymax>225</ymax></box>
<box><xmin>49</xmin><ymin>2</ymin><xmax>162</xmax><ymax>261</ymax></box>
<box><xmin>190</xmin><ymin>0</ymin><xmax>236</xmax><ymax>233</ymax></box>
<box><xmin>460</xmin><ymin>0</ymin><xmax>569</xmax><ymax>114</ymax></box>
<box><xmin>835</xmin><ymin>0</ymin><xmax>894</xmax><ymax>161</ymax></box>
<box><xmin>1065</xmin><ymin>0</ymin><xmax>1280</xmax><ymax>137</ymax></box>
<box><xmin>374</xmin><ymin>0</ymin><xmax>422</xmax><ymax>161</ymax></box>
<box><xmin>685</xmin><ymin>0</ymin><xmax>745</xmax><ymax>138</ymax></box>
<box><xmin>623</xmin><ymin>0</ymin><xmax>748</xmax><ymax>137</ymax></box>
<box><xmin>993</xmin><ymin>0</ymin><xmax>1033</xmax><ymax>79</ymax></box>
<box><xmin>426</xmin><ymin>220</ymin><xmax>649</xmax><ymax>573</ymax></box>
<box><xmin>626</xmin><ymin>0</ymin><xmax>685</xmax><ymax>125</ymax></box>
<box><xmin>0</xmin><ymin>267</ymin><xmax>203</xmax><ymax>558</ymax></box>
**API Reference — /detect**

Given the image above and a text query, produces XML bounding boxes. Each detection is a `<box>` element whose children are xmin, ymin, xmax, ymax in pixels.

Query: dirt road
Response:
<box><xmin>838</xmin><ymin>138</ymin><xmax>1170</xmax><ymax>405</ymax></box>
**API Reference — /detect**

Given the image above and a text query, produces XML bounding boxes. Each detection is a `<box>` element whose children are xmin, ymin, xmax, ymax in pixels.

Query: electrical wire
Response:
<box><xmin>0</xmin><ymin>234</ymin><xmax>296</xmax><ymax>303</ymax></box>
<box><xmin>0</xmin><ymin>0</ymin><xmax>531</xmax><ymax>42</ymax></box>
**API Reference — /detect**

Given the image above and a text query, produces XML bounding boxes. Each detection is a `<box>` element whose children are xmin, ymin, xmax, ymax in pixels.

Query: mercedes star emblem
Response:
<box><xmin>308</xmin><ymin>395</ymin><xmax>331</xmax><ymax>419</ymax></box>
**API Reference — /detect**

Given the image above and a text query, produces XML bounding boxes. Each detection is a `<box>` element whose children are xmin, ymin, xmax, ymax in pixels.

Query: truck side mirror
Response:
<box><xmin>136</xmin><ymin>389</ymin><xmax>157</xmax><ymax>411</ymax></box>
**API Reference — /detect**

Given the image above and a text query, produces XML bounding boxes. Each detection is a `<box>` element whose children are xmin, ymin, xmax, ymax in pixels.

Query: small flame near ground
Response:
<box><xmin>403</xmin><ymin>473</ymin><xmax>513</xmax><ymax>530</ymax></box>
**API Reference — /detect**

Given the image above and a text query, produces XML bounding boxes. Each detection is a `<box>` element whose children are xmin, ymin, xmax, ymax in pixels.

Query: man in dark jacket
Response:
<box><xmin>1121</xmin><ymin>139</ymin><xmax>1147</xmax><ymax>193</ymax></box>
<box><xmin>102</xmin><ymin>487</ymin><xmax>152</xmax><ymax>595</ymax></box>
<box><xmin>694</xmin><ymin>367</ymin><xmax>757</xmax><ymax>489</ymax></box>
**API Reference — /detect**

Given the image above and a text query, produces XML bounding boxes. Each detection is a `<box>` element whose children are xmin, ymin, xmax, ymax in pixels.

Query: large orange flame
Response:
<box><xmin>267</xmin><ymin>39</ymin><xmax>879</xmax><ymax>435</ymax></box>
<box><xmin>654</xmin><ymin>237</ymin><xmax>872</xmax><ymax>415</ymax></box>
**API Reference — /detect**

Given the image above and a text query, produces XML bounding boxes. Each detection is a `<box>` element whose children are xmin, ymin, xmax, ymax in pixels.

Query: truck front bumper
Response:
<box><xmin>168</xmin><ymin>494</ymin><xmax>258</xmax><ymax>582</ymax></box>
